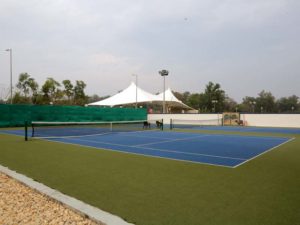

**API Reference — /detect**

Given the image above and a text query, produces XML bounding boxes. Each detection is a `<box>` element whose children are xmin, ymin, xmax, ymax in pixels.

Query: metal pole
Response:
<box><xmin>159</xmin><ymin>70</ymin><xmax>169</xmax><ymax>114</ymax></box>
<box><xmin>5</xmin><ymin>48</ymin><xmax>13</xmax><ymax>104</ymax></box>
<box><xmin>132</xmin><ymin>74</ymin><xmax>138</xmax><ymax>109</ymax></box>
<box><xmin>163</xmin><ymin>75</ymin><xmax>165</xmax><ymax>113</ymax></box>
<box><xmin>10</xmin><ymin>49</ymin><xmax>12</xmax><ymax>104</ymax></box>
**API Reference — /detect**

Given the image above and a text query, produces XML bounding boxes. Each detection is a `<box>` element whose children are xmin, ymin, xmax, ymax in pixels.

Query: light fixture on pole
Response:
<box><xmin>132</xmin><ymin>74</ymin><xmax>138</xmax><ymax>109</ymax></box>
<box><xmin>5</xmin><ymin>48</ymin><xmax>12</xmax><ymax>104</ymax></box>
<box><xmin>159</xmin><ymin>70</ymin><xmax>169</xmax><ymax>113</ymax></box>
<box><xmin>249</xmin><ymin>101</ymin><xmax>256</xmax><ymax>113</ymax></box>
<box><xmin>212</xmin><ymin>100</ymin><xmax>218</xmax><ymax>113</ymax></box>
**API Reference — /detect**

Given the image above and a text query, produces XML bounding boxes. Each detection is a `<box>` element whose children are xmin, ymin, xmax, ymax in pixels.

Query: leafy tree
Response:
<box><xmin>62</xmin><ymin>80</ymin><xmax>74</xmax><ymax>102</ymax></box>
<box><xmin>223</xmin><ymin>97</ymin><xmax>238</xmax><ymax>112</ymax></box>
<box><xmin>74</xmin><ymin>80</ymin><xmax>87</xmax><ymax>105</ymax></box>
<box><xmin>12</xmin><ymin>92</ymin><xmax>29</xmax><ymax>104</ymax></box>
<box><xmin>15</xmin><ymin>73</ymin><xmax>39</xmax><ymax>104</ymax></box>
<box><xmin>182</xmin><ymin>92</ymin><xmax>191</xmax><ymax>104</ymax></box>
<box><xmin>187</xmin><ymin>93</ymin><xmax>201</xmax><ymax>110</ymax></box>
<box><xmin>41</xmin><ymin>78</ymin><xmax>61</xmax><ymax>104</ymax></box>
<box><xmin>256</xmin><ymin>90</ymin><xmax>276</xmax><ymax>113</ymax></box>
<box><xmin>201</xmin><ymin>82</ymin><xmax>225</xmax><ymax>112</ymax></box>
<box><xmin>172</xmin><ymin>91</ymin><xmax>191</xmax><ymax>105</ymax></box>
<box><xmin>240</xmin><ymin>96</ymin><xmax>257</xmax><ymax>112</ymax></box>
<box><xmin>276</xmin><ymin>95</ymin><xmax>299</xmax><ymax>112</ymax></box>
<box><xmin>16</xmin><ymin>73</ymin><xmax>31</xmax><ymax>97</ymax></box>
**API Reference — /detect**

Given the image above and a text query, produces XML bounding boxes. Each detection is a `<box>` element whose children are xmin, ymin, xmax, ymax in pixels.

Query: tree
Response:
<box><xmin>256</xmin><ymin>90</ymin><xmax>276</xmax><ymax>113</ymax></box>
<box><xmin>201</xmin><ymin>82</ymin><xmax>226</xmax><ymax>112</ymax></box>
<box><xmin>15</xmin><ymin>73</ymin><xmax>39</xmax><ymax>104</ymax></box>
<box><xmin>187</xmin><ymin>93</ymin><xmax>201</xmax><ymax>110</ymax></box>
<box><xmin>41</xmin><ymin>78</ymin><xmax>61</xmax><ymax>104</ymax></box>
<box><xmin>74</xmin><ymin>80</ymin><xmax>87</xmax><ymax>105</ymax></box>
<box><xmin>223</xmin><ymin>97</ymin><xmax>238</xmax><ymax>112</ymax></box>
<box><xmin>276</xmin><ymin>95</ymin><xmax>299</xmax><ymax>112</ymax></box>
<box><xmin>16</xmin><ymin>73</ymin><xmax>31</xmax><ymax>98</ymax></box>
<box><xmin>240</xmin><ymin>96</ymin><xmax>257</xmax><ymax>112</ymax></box>
<box><xmin>62</xmin><ymin>80</ymin><xmax>74</xmax><ymax>102</ymax></box>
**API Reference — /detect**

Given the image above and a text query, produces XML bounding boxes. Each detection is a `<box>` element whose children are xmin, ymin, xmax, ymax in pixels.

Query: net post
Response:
<box><xmin>110</xmin><ymin>122</ymin><xmax>113</xmax><ymax>132</ymax></box>
<box><xmin>161</xmin><ymin>119</ymin><xmax>164</xmax><ymax>130</ymax></box>
<box><xmin>170</xmin><ymin>119</ymin><xmax>173</xmax><ymax>130</ymax></box>
<box><xmin>25</xmin><ymin>121</ymin><xmax>28</xmax><ymax>141</ymax></box>
<box><xmin>32</xmin><ymin>122</ymin><xmax>35</xmax><ymax>137</ymax></box>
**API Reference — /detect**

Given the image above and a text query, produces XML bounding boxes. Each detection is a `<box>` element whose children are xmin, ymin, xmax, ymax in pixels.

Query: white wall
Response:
<box><xmin>242</xmin><ymin>114</ymin><xmax>300</xmax><ymax>128</ymax></box>
<box><xmin>149</xmin><ymin>113</ymin><xmax>300</xmax><ymax>128</ymax></box>
<box><xmin>148</xmin><ymin>114</ymin><xmax>221</xmax><ymax>124</ymax></box>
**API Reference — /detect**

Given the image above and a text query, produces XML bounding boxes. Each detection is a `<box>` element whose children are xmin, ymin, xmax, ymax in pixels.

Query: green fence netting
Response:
<box><xmin>0</xmin><ymin>104</ymin><xmax>147</xmax><ymax>127</ymax></box>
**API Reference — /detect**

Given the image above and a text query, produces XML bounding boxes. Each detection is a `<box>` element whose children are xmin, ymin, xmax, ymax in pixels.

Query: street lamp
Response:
<box><xmin>212</xmin><ymin>100</ymin><xmax>218</xmax><ymax>113</ymax></box>
<box><xmin>159</xmin><ymin>70</ymin><xmax>169</xmax><ymax>113</ymax></box>
<box><xmin>132</xmin><ymin>74</ymin><xmax>138</xmax><ymax>109</ymax></box>
<box><xmin>249</xmin><ymin>101</ymin><xmax>256</xmax><ymax>113</ymax></box>
<box><xmin>5</xmin><ymin>48</ymin><xmax>13</xmax><ymax>104</ymax></box>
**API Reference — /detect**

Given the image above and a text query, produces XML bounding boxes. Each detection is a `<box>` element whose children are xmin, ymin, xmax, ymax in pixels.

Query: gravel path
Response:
<box><xmin>0</xmin><ymin>172</ymin><xmax>104</xmax><ymax>225</ymax></box>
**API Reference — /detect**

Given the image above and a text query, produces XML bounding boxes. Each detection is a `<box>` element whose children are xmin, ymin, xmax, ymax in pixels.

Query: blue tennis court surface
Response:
<box><xmin>1</xmin><ymin>129</ymin><xmax>291</xmax><ymax>168</ymax></box>
<box><xmin>172</xmin><ymin>125</ymin><xmax>300</xmax><ymax>134</ymax></box>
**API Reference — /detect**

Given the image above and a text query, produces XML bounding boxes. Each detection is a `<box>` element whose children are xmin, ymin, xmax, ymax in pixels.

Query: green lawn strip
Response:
<box><xmin>0</xmin><ymin>133</ymin><xmax>300</xmax><ymax>225</ymax></box>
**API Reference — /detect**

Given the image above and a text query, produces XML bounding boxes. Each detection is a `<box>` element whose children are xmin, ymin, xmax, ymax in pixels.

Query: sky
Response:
<box><xmin>0</xmin><ymin>0</ymin><xmax>299</xmax><ymax>102</ymax></box>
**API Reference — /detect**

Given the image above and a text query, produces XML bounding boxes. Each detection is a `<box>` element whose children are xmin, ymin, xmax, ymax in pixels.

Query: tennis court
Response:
<box><xmin>170</xmin><ymin>119</ymin><xmax>300</xmax><ymax>134</ymax></box>
<box><xmin>172</xmin><ymin>125</ymin><xmax>300</xmax><ymax>134</ymax></box>
<box><xmin>2</xmin><ymin>125</ymin><xmax>292</xmax><ymax>168</ymax></box>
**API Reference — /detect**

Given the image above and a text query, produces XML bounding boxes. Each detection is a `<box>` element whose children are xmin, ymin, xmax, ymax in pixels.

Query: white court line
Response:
<box><xmin>112</xmin><ymin>132</ymin><xmax>175</xmax><ymax>140</ymax></box>
<box><xmin>233</xmin><ymin>137</ymin><xmax>295</xmax><ymax>168</ymax></box>
<box><xmin>63</xmin><ymin>137</ymin><xmax>247</xmax><ymax>161</ymax></box>
<box><xmin>31</xmin><ymin>129</ymin><xmax>160</xmax><ymax>140</ymax></box>
<box><xmin>132</xmin><ymin>135</ymin><xmax>211</xmax><ymax>147</ymax></box>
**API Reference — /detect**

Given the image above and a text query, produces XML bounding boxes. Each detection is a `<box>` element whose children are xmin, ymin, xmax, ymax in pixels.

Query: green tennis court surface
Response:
<box><xmin>0</xmin><ymin>129</ymin><xmax>300</xmax><ymax>225</ymax></box>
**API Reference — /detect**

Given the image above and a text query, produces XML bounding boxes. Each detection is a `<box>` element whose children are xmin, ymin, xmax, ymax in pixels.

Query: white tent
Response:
<box><xmin>88</xmin><ymin>82</ymin><xmax>160</xmax><ymax>107</ymax></box>
<box><xmin>88</xmin><ymin>83</ymin><xmax>195</xmax><ymax>112</ymax></box>
<box><xmin>157</xmin><ymin>88</ymin><xmax>194</xmax><ymax>111</ymax></box>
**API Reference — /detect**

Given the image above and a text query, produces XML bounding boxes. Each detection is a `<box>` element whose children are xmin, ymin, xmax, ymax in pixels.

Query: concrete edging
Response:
<box><xmin>0</xmin><ymin>164</ymin><xmax>134</xmax><ymax>225</ymax></box>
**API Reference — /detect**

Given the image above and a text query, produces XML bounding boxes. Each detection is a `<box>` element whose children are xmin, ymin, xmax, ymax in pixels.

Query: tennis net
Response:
<box><xmin>170</xmin><ymin>118</ymin><xmax>223</xmax><ymax>130</ymax></box>
<box><xmin>25</xmin><ymin>119</ymin><xmax>163</xmax><ymax>140</ymax></box>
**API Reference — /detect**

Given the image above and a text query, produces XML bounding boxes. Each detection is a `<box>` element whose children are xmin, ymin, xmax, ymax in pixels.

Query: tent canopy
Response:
<box><xmin>157</xmin><ymin>88</ymin><xmax>192</xmax><ymax>109</ymax></box>
<box><xmin>88</xmin><ymin>82</ymin><xmax>194</xmax><ymax>111</ymax></box>
<box><xmin>88</xmin><ymin>82</ymin><xmax>159</xmax><ymax>106</ymax></box>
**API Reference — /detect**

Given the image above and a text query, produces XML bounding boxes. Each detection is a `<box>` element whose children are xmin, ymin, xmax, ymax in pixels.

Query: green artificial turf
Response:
<box><xmin>0</xmin><ymin>131</ymin><xmax>300</xmax><ymax>225</ymax></box>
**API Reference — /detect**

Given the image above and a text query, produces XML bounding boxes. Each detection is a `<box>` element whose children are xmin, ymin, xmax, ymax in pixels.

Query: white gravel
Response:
<box><xmin>0</xmin><ymin>172</ymin><xmax>104</xmax><ymax>225</ymax></box>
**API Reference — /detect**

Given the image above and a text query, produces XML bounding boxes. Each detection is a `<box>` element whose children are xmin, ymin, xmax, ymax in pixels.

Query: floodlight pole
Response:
<box><xmin>159</xmin><ymin>70</ymin><xmax>169</xmax><ymax>113</ymax></box>
<box><xmin>132</xmin><ymin>74</ymin><xmax>138</xmax><ymax>109</ymax></box>
<box><xmin>5</xmin><ymin>48</ymin><xmax>13</xmax><ymax>104</ymax></box>
<box><xmin>212</xmin><ymin>100</ymin><xmax>218</xmax><ymax>113</ymax></box>
<box><xmin>249</xmin><ymin>101</ymin><xmax>256</xmax><ymax>113</ymax></box>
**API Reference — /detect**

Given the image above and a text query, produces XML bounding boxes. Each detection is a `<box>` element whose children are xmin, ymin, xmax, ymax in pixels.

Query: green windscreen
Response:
<box><xmin>0</xmin><ymin>104</ymin><xmax>147</xmax><ymax>127</ymax></box>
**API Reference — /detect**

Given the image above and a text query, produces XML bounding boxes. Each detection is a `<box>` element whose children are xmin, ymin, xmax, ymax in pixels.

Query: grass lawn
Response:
<box><xmin>0</xmin><ymin>130</ymin><xmax>300</xmax><ymax>225</ymax></box>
